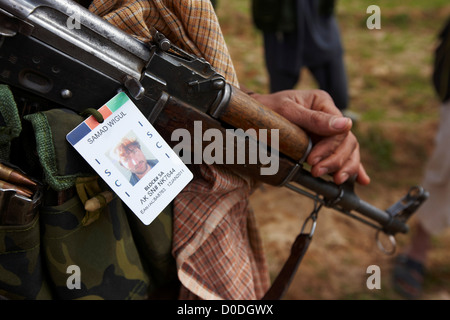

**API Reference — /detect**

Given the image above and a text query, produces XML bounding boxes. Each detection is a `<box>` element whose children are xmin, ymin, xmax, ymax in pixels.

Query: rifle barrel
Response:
<box><xmin>292</xmin><ymin>168</ymin><xmax>409</xmax><ymax>234</ymax></box>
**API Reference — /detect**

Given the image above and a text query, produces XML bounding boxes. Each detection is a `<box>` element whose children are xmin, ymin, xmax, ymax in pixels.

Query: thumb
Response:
<box><xmin>329</xmin><ymin>116</ymin><xmax>353</xmax><ymax>133</ymax></box>
<box><xmin>292</xmin><ymin>107</ymin><xmax>353</xmax><ymax>136</ymax></box>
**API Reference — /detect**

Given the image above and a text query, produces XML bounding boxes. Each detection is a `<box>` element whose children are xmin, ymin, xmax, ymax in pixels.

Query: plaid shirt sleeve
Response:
<box><xmin>89</xmin><ymin>0</ymin><xmax>270</xmax><ymax>300</ymax></box>
<box><xmin>89</xmin><ymin>0</ymin><xmax>239</xmax><ymax>87</ymax></box>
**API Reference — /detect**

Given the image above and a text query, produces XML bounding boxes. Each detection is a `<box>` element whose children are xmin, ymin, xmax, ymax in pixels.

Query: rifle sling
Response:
<box><xmin>262</xmin><ymin>233</ymin><xmax>312</xmax><ymax>300</ymax></box>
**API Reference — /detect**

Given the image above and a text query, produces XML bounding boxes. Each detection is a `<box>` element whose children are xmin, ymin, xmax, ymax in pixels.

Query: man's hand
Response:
<box><xmin>251</xmin><ymin>89</ymin><xmax>371</xmax><ymax>186</ymax></box>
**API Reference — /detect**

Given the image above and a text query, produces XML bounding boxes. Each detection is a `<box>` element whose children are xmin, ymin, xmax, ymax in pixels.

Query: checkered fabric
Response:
<box><xmin>89</xmin><ymin>0</ymin><xmax>270</xmax><ymax>299</ymax></box>
<box><xmin>89</xmin><ymin>0</ymin><xmax>239</xmax><ymax>86</ymax></box>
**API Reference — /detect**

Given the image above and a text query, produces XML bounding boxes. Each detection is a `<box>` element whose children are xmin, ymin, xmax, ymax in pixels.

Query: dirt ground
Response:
<box><xmin>250</xmin><ymin>183</ymin><xmax>450</xmax><ymax>300</ymax></box>
<box><xmin>249</xmin><ymin>118</ymin><xmax>450</xmax><ymax>300</ymax></box>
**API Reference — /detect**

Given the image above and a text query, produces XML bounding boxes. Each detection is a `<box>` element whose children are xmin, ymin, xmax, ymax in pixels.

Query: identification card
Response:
<box><xmin>67</xmin><ymin>92</ymin><xmax>193</xmax><ymax>225</ymax></box>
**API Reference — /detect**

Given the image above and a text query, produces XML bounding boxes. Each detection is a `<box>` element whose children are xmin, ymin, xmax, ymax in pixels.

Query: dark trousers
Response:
<box><xmin>263</xmin><ymin>33</ymin><xmax>349</xmax><ymax>111</ymax></box>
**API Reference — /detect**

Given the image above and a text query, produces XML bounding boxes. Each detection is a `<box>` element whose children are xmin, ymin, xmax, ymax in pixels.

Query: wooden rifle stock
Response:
<box><xmin>217</xmin><ymin>86</ymin><xmax>311</xmax><ymax>163</ymax></box>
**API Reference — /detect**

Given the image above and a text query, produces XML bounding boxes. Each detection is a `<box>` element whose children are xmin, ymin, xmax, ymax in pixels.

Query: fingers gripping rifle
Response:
<box><xmin>0</xmin><ymin>0</ymin><xmax>428</xmax><ymax>296</ymax></box>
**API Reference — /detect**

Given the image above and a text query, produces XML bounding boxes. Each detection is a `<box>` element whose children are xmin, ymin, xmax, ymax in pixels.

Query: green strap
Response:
<box><xmin>80</xmin><ymin>108</ymin><xmax>104</xmax><ymax>123</ymax></box>
<box><xmin>24</xmin><ymin>112</ymin><xmax>80</xmax><ymax>191</ymax></box>
<box><xmin>0</xmin><ymin>85</ymin><xmax>22</xmax><ymax>161</ymax></box>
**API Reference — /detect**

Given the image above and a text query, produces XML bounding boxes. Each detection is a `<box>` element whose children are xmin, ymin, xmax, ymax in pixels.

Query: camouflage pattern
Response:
<box><xmin>40</xmin><ymin>183</ymin><xmax>151</xmax><ymax>300</ymax></box>
<box><xmin>0</xmin><ymin>97</ymin><xmax>178</xmax><ymax>300</ymax></box>
<box><xmin>0</xmin><ymin>216</ymin><xmax>53</xmax><ymax>299</ymax></box>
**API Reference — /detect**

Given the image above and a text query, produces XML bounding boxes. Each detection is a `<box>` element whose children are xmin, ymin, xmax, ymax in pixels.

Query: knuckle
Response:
<box><xmin>276</xmin><ymin>98</ymin><xmax>292</xmax><ymax>115</ymax></box>
<box><xmin>310</xmin><ymin>111</ymin><xmax>325</xmax><ymax>127</ymax></box>
<box><xmin>314</xmin><ymin>89</ymin><xmax>332</xmax><ymax>101</ymax></box>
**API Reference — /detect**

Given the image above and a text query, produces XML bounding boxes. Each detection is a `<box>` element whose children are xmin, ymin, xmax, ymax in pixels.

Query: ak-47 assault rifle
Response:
<box><xmin>0</xmin><ymin>0</ymin><xmax>428</xmax><ymax>298</ymax></box>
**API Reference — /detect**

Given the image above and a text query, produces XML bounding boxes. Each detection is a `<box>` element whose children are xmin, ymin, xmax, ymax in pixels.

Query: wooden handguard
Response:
<box><xmin>218</xmin><ymin>86</ymin><xmax>311</xmax><ymax>163</ymax></box>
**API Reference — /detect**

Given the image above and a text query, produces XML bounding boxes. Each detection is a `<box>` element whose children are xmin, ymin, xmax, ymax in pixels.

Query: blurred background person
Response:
<box><xmin>392</xmin><ymin>18</ymin><xmax>450</xmax><ymax>300</ymax></box>
<box><xmin>252</xmin><ymin>0</ymin><xmax>358</xmax><ymax>120</ymax></box>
